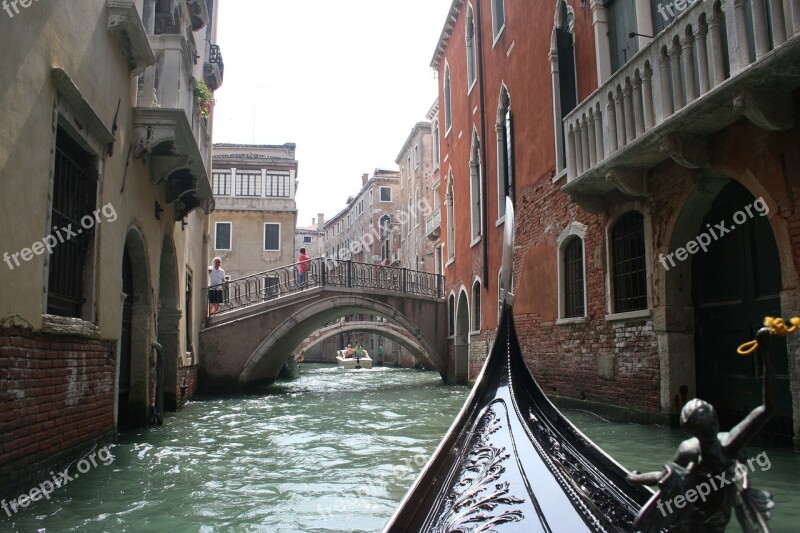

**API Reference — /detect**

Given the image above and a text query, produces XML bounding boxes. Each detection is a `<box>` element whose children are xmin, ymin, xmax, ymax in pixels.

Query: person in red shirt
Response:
<box><xmin>297</xmin><ymin>247</ymin><xmax>310</xmax><ymax>288</ymax></box>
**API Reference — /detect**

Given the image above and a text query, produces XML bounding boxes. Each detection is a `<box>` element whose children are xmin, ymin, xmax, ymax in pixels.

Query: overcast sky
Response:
<box><xmin>213</xmin><ymin>0</ymin><xmax>453</xmax><ymax>227</ymax></box>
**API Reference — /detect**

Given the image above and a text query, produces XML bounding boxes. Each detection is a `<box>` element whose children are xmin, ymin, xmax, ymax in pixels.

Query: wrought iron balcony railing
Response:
<box><xmin>209</xmin><ymin>44</ymin><xmax>224</xmax><ymax>76</ymax></box>
<box><xmin>204</xmin><ymin>258</ymin><xmax>444</xmax><ymax>316</ymax></box>
<box><xmin>563</xmin><ymin>0</ymin><xmax>800</xmax><ymax>198</ymax></box>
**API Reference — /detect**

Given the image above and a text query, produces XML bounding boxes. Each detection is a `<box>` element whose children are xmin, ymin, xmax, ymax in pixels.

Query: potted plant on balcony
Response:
<box><xmin>194</xmin><ymin>79</ymin><xmax>214</xmax><ymax>119</ymax></box>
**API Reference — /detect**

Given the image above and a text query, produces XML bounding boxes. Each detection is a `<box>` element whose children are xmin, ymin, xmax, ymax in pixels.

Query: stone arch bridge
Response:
<box><xmin>199</xmin><ymin>259</ymin><xmax>447</xmax><ymax>391</ymax></box>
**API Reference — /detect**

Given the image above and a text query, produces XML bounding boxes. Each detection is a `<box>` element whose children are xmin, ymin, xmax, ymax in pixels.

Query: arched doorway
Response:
<box><xmin>455</xmin><ymin>291</ymin><xmax>470</xmax><ymax>384</ymax></box>
<box><xmin>692</xmin><ymin>180</ymin><xmax>791</xmax><ymax>441</ymax></box>
<box><xmin>118</xmin><ymin>229</ymin><xmax>152</xmax><ymax>429</ymax></box>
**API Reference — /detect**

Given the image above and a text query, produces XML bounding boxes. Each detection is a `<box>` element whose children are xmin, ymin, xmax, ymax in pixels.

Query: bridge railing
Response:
<box><xmin>204</xmin><ymin>258</ymin><xmax>444</xmax><ymax>317</ymax></box>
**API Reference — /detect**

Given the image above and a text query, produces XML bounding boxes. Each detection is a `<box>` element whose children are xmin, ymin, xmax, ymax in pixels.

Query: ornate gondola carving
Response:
<box><xmin>436</xmin><ymin>404</ymin><xmax>525</xmax><ymax>532</ymax></box>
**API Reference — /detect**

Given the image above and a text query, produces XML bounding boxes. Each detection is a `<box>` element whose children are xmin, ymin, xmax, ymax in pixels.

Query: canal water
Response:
<box><xmin>5</xmin><ymin>363</ymin><xmax>799</xmax><ymax>532</ymax></box>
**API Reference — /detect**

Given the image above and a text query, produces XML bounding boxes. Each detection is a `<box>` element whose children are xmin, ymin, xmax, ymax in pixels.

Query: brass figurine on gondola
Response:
<box><xmin>628</xmin><ymin>317</ymin><xmax>798</xmax><ymax>532</ymax></box>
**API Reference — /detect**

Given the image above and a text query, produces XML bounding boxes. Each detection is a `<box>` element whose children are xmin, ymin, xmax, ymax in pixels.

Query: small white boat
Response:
<box><xmin>336</xmin><ymin>349</ymin><xmax>373</xmax><ymax>369</ymax></box>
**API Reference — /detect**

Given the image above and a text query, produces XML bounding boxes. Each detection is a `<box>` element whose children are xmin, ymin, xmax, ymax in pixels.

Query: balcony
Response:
<box><xmin>204</xmin><ymin>44</ymin><xmax>225</xmax><ymax>90</ymax></box>
<box><xmin>425</xmin><ymin>207</ymin><xmax>441</xmax><ymax>239</ymax></box>
<box><xmin>107</xmin><ymin>0</ymin><xmax>155</xmax><ymax>76</ymax></box>
<box><xmin>133</xmin><ymin>33</ymin><xmax>212</xmax><ymax>219</ymax></box>
<box><xmin>562</xmin><ymin>0</ymin><xmax>800</xmax><ymax>210</ymax></box>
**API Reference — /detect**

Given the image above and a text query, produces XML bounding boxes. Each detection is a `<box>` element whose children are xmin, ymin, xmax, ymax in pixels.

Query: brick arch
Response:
<box><xmin>299</xmin><ymin>321</ymin><xmax>434</xmax><ymax>368</ymax></box>
<box><xmin>238</xmin><ymin>295</ymin><xmax>445</xmax><ymax>385</ymax></box>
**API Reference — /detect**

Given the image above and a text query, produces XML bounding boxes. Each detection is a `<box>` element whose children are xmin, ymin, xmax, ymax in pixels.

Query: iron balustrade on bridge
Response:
<box><xmin>204</xmin><ymin>258</ymin><xmax>444</xmax><ymax>316</ymax></box>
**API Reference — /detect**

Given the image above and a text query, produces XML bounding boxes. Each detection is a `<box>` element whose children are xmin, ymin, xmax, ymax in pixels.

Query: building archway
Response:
<box><xmin>158</xmin><ymin>234</ymin><xmax>181</xmax><ymax>412</ymax></box>
<box><xmin>297</xmin><ymin>322</ymin><xmax>435</xmax><ymax>369</ymax></box>
<box><xmin>238</xmin><ymin>295</ymin><xmax>445</xmax><ymax>385</ymax></box>
<box><xmin>118</xmin><ymin>228</ymin><xmax>152</xmax><ymax>429</ymax></box>
<box><xmin>661</xmin><ymin>176</ymin><xmax>794</xmax><ymax>442</ymax></box>
<box><xmin>455</xmin><ymin>289</ymin><xmax>470</xmax><ymax>384</ymax></box>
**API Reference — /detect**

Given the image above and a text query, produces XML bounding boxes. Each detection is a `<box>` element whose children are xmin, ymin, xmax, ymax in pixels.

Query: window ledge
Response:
<box><xmin>445</xmin><ymin>257</ymin><xmax>455</xmax><ymax>268</ymax></box>
<box><xmin>496</xmin><ymin>215</ymin><xmax>505</xmax><ymax>227</ymax></box>
<box><xmin>605</xmin><ymin>309</ymin><xmax>651</xmax><ymax>322</ymax></box>
<box><xmin>469</xmin><ymin>330</ymin><xmax>481</xmax><ymax>336</ymax></box>
<box><xmin>470</xmin><ymin>236</ymin><xmax>482</xmax><ymax>248</ymax></box>
<box><xmin>556</xmin><ymin>316</ymin><xmax>587</xmax><ymax>326</ymax></box>
<box><xmin>42</xmin><ymin>314</ymin><xmax>101</xmax><ymax>338</ymax></box>
<box><xmin>552</xmin><ymin>168</ymin><xmax>567</xmax><ymax>184</ymax></box>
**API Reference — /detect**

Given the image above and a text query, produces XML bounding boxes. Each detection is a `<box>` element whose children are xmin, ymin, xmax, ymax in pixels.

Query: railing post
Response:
<box><xmin>320</xmin><ymin>258</ymin><xmax>326</xmax><ymax>288</ymax></box>
<box><xmin>402</xmin><ymin>268</ymin><xmax>407</xmax><ymax>293</ymax></box>
<box><xmin>347</xmin><ymin>260</ymin><xmax>352</xmax><ymax>288</ymax></box>
<box><xmin>437</xmin><ymin>274</ymin><xmax>443</xmax><ymax>298</ymax></box>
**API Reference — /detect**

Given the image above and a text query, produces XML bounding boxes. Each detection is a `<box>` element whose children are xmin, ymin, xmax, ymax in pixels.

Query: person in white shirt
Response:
<box><xmin>208</xmin><ymin>257</ymin><xmax>225</xmax><ymax>315</ymax></box>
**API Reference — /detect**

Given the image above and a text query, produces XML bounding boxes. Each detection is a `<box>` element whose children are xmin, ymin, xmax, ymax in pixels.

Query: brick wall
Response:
<box><xmin>0</xmin><ymin>327</ymin><xmax>116</xmax><ymax>500</ymax></box>
<box><xmin>176</xmin><ymin>365</ymin><xmax>198</xmax><ymax>408</ymax></box>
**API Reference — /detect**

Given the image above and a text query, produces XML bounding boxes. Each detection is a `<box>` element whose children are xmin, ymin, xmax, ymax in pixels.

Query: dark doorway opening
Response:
<box><xmin>693</xmin><ymin>181</ymin><xmax>792</xmax><ymax>443</ymax></box>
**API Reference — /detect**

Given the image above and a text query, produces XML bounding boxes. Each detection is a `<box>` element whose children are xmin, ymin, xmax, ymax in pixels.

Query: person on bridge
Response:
<box><xmin>297</xmin><ymin>247</ymin><xmax>310</xmax><ymax>289</ymax></box>
<box><xmin>208</xmin><ymin>257</ymin><xmax>225</xmax><ymax>315</ymax></box>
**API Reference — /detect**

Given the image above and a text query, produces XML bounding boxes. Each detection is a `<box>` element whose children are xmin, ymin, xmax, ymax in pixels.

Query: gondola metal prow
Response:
<box><xmin>500</xmin><ymin>197</ymin><xmax>515</xmax><ymax>309</ymax></box>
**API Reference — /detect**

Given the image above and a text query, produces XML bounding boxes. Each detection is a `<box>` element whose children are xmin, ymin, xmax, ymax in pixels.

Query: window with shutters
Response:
<box><xmin>215</xmin><ymin>222</ymin><xmax>231</xmax><ymax>250</ymax></box>
<box><xmin>444</xmin><ymin>63</ymin><xmax>453</xmax><ymax>134</ymax></box>
<box><xmin>551</xmin><ymin>2</ymin><xmax>578</xmax><ymax>174</ymax></box>
<box><xmin>466</xmin><ymin>6</ymin><xmax>477</xmax><ymax>90</ymax></box>
<box><xmin>264</xmin><ymin>223</ymin><xmax>281</xmax><ymax>251</ymax></box>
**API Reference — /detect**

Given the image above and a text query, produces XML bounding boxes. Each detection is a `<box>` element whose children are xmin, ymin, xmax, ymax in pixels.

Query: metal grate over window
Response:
<box><xmin>611</xmin><ymin>211</ymin><xmax>647</xmax><ymax>312</ymax></box>
<box><xmin>47</xmin><ymin>128</ymin><xmax>96</xmax><ymax>318</ymax></box>
<box><xmin>563</xmin><ymin>237</ymin><xmax>584</xmax><ymax>318</ymax></box>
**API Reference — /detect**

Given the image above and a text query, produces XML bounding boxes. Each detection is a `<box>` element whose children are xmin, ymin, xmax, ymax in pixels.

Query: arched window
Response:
<box><xmin>465</xmin><ymin>5</ymin><xmax>477</xmax><ymax>89</ymax></box>
<box><xmin>448</xmin><ymin>293</ymin><xmax>456</xmax><ymax>336</ymax></box>
<box><xmin>496</xmin><ymin>87</ymin><xmax>513</xmax><ymax>219</ymax></box>
<box><xmin>610</xmin><ymin>211</ymin><xmax>647</xmax><ymax>312</ymax></box>
<box><xmin>432</xmin><ymin>120</ymin><xmax>440</xmax><ymax>168</ymax></box>
<box><xmin>446</xmin><ymin>170</ymin><xmax>455</xmax><ymax>260</ymax></box>
<box><xmin>444</xmin><ymin>63</ymin><xmax>453</xmax><ymax>135</ymax></box>
<box><xmin>551</xmin><ymin>2</ymin><xmax>577</xmax><ymax>174</ymax></box>
<box><xmin>557</xmin><ymin>222</ymin><xmax>587</xmax><ymax>320</ymax></box>
<box><xmin>562</xmin><ymin>237</ymin><xmax>585</xmax><ymax>317</ymax></box>
<box><xmin>470</xmin><ymin>131</ymin><xmax>483</xmax><ymax>241</ymax></box>
<box><xmin>444</xmin><ymin>63</ymin><xmax>452</xmax><ymax>133</ymax></box>
<box><xmin>471</xmin><ymin>279</ymin><xmax>481</xmax><ymax>332</ymax></box>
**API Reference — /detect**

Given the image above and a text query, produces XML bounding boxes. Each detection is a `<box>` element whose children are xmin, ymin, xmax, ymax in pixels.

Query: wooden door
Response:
<box><xmin>693</xmin><ymin>181</ymin><xmax>792</xmax><ymax>441</ymax></box>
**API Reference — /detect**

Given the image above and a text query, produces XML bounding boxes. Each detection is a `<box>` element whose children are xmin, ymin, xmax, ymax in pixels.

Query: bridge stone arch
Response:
<box><xmin>240</xmin><ymin>295</ymin><xmax>443</xmax><ymax>384</ymax></box>
<box><xmin>199</xmin><ymin>287</ymin><xmax>447</xmax><ymax>391</ymax></box>
<box><xmin>297</xmin><ymin>321</ymin><xmax>435</xmax><ymax>368</ymax></box>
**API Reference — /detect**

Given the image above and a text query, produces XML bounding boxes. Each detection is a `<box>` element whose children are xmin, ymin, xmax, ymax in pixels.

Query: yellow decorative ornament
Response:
<box><xmin>737</xmin><ymin>316</ymin><xmax>800</xmax><ymax>355</ymax></box>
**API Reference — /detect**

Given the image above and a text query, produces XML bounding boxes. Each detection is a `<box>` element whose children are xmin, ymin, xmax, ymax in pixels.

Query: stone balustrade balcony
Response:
<box><xmin>425</xmin><ymin>207</ymin><xmax>442</xmax><ymax>239</ymax></box>
<box><xmin>562</xmin><ymin>0</ymin><xmax>800</xmax><ymax>208</ymax></box>
<box><xmin>133</xmin><ymin>32</ymin><xmax>213</xmax><ymax>219</ymax></box>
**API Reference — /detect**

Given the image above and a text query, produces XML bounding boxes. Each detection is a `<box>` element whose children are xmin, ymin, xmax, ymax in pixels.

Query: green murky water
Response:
<box><xmin>4</xmin><ymin>364</ymin><xmax>798</xmax><ymax>532</ymax></box>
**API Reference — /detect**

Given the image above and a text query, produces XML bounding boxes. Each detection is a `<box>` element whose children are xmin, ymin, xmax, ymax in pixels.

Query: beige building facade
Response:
<box><xmin>209</xmin><ymin>144</ymin><xmax>299</xmax><ymax>279</ymax></box>
<box><xmin>0</xmin><ymin>0</ymin><xmax>223</xmax><ymax>498</ymax></box>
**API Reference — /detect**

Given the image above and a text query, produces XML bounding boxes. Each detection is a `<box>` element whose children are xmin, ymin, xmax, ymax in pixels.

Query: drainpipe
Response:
<box><xmin>475</xmin><ymin>0</ymin><xmax>490</xmax><ymax>289</ymax></box>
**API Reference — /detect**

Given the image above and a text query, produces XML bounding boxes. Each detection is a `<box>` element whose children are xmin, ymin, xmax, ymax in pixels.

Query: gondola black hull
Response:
<box><xmin>382</xmin><ymin>308</ymin><xmax>654</xmax><ymax>532</ymax></box>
